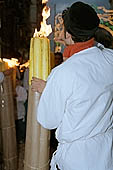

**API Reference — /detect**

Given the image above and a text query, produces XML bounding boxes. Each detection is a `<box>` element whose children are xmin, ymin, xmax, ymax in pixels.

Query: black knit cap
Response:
<box><xmin>63</xmin><ymin>1</ymin><xmax>100</xmax><ymax>39</ymax></box>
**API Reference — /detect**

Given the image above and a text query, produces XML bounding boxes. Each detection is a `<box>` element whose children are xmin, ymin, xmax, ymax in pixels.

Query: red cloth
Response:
<box><xmin>63</xmin><ymin>38</ymin><xmax>94</xmax><ymax>59</ymax></box>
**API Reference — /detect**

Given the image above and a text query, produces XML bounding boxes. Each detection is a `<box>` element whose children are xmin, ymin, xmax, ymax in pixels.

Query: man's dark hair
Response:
<box><xmin>94</xmin><ymin>27</ymin><xmax>113</xmax><ymax>48</ymax></box>
<box><xmin>62</xmin><ymin>2</ymin><xmax>100</xmax><ymax>43</ymax></box>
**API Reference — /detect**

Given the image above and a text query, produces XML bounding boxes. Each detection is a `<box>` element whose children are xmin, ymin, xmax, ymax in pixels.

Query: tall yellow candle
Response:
<box><xmin>24</xmin><ymin>35</ymin><xmax>51</xmax><ymax>170</ymax></box>
<box><xmin>41</xmin><ymin>37</ymin><xmax>50</xmax><ymax>81</ymax></box>
<box><xmin>24</xmin><ymin>1</ymin><xmax>52</xmax><ymax>169</ymax></box>
<box><xmin>1</xmin><ymin>61</ymin><xmax>5</xmax><ymax>72</ymax></box>
<box><xmin>33</xmin><ymin>38</ymin><xmax>42</xmax><ymax>79</ymax></box>
<box><xmin>29</xmin><ymin>36</ymin><xmax>50</xmax><ymax>81</ymax></box>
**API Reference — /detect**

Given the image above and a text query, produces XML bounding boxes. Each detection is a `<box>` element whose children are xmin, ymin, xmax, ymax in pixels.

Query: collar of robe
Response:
<box><xmin>63</xmin><ymin>38</ymin><xmax>94</xmax><ymax>59</ymax></box>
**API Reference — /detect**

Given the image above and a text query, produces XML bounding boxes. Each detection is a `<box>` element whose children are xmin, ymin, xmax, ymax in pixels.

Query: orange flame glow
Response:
<box><xmin>20</xmin><ymin>61</ymin><xmax>29</xmax><ymax>69</ymax></box>
<box><xmin>34</xmin><ymin>0</ymin><xmax>52</xmax><ymax>37</ymax></box>
<box><xmin>42</xmin><ymin>0</ymin><xmax>48</xmax><ymax>3</ymax></box>
<box><xmin>3</xmin><ymin>58</ymin><xmax>19</xmax><ymax>68</ymax></box>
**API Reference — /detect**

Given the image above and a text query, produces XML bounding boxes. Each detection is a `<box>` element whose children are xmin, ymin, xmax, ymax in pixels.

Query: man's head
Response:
<box><xmin>62</xmin><ymin>1</ymin><xmax>100</xmax><ymax>42</ymax></box>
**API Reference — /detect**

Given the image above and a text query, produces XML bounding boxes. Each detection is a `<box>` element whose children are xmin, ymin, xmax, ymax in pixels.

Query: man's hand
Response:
<box><xmin>31</xmin><ymin>77</ymin><xmax>46</xmax><ymax>93</ymax></box>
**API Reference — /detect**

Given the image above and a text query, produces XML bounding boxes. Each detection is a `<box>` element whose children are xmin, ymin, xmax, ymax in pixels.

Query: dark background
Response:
<box><xmin>0</xmin><ymin>0</ymin><xmax>112</xmax><ymax>60</ymax></box>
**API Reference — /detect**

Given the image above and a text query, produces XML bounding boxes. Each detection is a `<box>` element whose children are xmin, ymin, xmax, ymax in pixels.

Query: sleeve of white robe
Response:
<box><xmin>37</xmin><ymin>66</ymin><xmax>76</xmax><ymax>129</ymax></box>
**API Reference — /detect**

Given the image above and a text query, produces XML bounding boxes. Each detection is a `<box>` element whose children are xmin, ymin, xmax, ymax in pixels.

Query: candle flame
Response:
<box><xmin>20</xmin><ymin>61</ymin><xmax>29</xmax><ymax>70</ymax></box>
<box><xmin>3</xmin><ymin>58</ymin><xmax>19</xmax><ymax>68</ymax></box>
<box><xmin>34</xmin><ymin>0</ymin><xmax>52</xmax><ymax>37</ymax></box>
<box><xmin>42</xmin><ymin>0</ymin><xmax>48</xmax><ymax>3</ymax></box>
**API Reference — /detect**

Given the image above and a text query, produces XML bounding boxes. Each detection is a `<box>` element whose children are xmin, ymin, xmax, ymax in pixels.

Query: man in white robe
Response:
<box><xmin>31</xmin><ymin>2</ymin><xmax>113</xmax><ymax>170</ymax></box>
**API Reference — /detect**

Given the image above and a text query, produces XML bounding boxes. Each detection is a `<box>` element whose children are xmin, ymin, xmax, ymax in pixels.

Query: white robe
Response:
<box><xmin>37</xmin><ymin>44</ymin><xmax>113</xmax><ymax>170</ymax></box>
<box><xmin>16</xmin><ymin>85</ymin><xmax>27</xmax><ymax>120</ymax></box>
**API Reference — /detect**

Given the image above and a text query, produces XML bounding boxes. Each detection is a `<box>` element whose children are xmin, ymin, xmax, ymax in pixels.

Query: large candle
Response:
<box><xmin>41</xmin><ymin>37</ymin><xmax>50</xmax><ymax>80</ymax></box>
<box><xmin>24</xmin><ymin>1</ymin><xmax>52</xmax><ymax>169</ymax></box>
<box><xmin>24</xmin><ymin>34</ymin><xmax>51</xmax><ymax>170</ymax></box>
<box><xmin>29</xmin><ymin>35</ymin><xmax>50</xmax><ymax>82</ymax></box>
